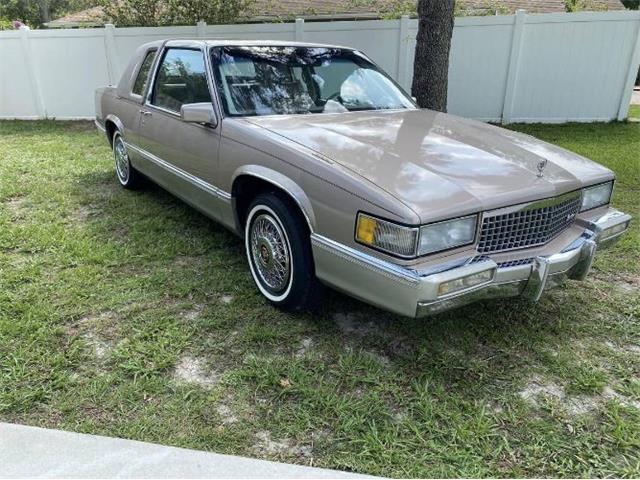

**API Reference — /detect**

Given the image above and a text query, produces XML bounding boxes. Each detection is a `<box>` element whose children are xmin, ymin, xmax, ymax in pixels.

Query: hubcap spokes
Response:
<box><xmin>250</xmin><ymin>214</ymin><xmax>290</xmax><ymax>293</ymax></box>
<box><xmin>114</xmin><ymin>138</ymin><xmax>129</xmax><ymax>182</ymax></box>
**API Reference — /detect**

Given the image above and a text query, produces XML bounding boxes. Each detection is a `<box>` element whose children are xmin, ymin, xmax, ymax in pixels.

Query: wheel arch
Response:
<box><xmin>231</xmin><ymin>166</ymin><xmax>316</xmax><ymax>234</ymax></box>
<box><xmin>104</xmin><ymin>115</ymin><xmax>126</xmax><ymax>147</ymax></box>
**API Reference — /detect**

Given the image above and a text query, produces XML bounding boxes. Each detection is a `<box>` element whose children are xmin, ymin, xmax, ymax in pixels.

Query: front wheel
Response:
<box><xmin>245</xmin><ymin>193</ymin><xmax>323</xmax><ymax>311</ymax></box>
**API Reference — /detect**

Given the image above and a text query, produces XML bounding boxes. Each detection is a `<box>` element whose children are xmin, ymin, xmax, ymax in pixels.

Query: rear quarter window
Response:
<box><xmin>132</xmin><ymin>50</ymin><xmax>157</xmax><ymax>96</ymax></box>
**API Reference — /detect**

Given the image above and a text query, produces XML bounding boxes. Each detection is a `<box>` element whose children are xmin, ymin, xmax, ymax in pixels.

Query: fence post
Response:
<box><xmin>502</xmin><ymin>9</ymin><xmax>526</xmax><ymax>124</ymax></box>
<box><xmin>19</xmin><ymin>27</ymin><xmax>46</xmax><ymax>118</ymax></box>
<box><xmin>397</xmin><ymin>15</ymin><xmax>411</xmax><ymax>91</ymax></box>
<box><xmin>617</xmin><ymin>17</ymin><xmax>640</xmax><ymax>121</ymax></box>
<box><xmin>104</xmin><ymin>24</ymin><xmax>120</xmax><ymax>86</ymax></box>
<box><xmin>295</xmin><ymin>18</ymin><xmax>305</xmax><ymax>41</ymax></box>
<box><xmin>197</xmin><ymin>20</ymin><xmax>207</xmax><ymax>38</ymax></box>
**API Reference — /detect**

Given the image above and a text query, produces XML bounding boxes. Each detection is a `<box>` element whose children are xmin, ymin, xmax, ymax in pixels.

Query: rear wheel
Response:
<box><xmin>245</xmin><ymin>192</ymin><xmax>323</xmax><ymax>311</ymax></box>
<box><xmin>112</xmin><ymin>131</ymin><xmax>141</xmax><ymax>189</ymax></box>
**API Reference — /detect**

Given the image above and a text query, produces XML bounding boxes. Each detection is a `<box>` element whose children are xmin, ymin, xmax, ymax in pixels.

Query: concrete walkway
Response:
<box><xmin>0</xmin><ymin>423</ymin><xmax>375</xmax><ymax>479</ymax></box>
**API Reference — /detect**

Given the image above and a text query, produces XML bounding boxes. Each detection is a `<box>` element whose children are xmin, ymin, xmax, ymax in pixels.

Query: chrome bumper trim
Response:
<box><xmin>311</xmin><ymin>208</ymin><xmax>631</xmax><ymax>318</ymax></box>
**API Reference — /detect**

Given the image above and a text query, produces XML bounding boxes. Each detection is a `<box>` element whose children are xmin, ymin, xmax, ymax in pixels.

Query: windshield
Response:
<box><xmin>210</xmin><ymin>46</ymin><xmax>415</xmax><ymax>117</ymax></box>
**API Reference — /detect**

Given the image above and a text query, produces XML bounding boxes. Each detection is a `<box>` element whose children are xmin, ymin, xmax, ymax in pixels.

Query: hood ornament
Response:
<box><xmin>536</xmin><ymin>159</ymin><xmax>548</xmax><ymax>178</ymax></box>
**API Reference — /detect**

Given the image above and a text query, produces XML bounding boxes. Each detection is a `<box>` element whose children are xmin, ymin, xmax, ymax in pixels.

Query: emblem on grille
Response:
<box><xmin>536</xmin><ymin>159</ymin><xmax>548</xmax><ymax>178</ymax></box>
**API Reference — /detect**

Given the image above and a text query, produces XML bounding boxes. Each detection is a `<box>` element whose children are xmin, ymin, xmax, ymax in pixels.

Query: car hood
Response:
<box><xmin>244</xmin><ymin>109</ymin><xmax>613</xmax><ymax>223</ymax></box>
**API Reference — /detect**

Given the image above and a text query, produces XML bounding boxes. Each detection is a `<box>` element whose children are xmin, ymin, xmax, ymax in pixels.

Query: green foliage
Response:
<box><xmin>0</xmin><ymin>0</ymin><xmax>94</xmax><ymax>28</ymax></box>
<box><xmin>454</xmin><ymin>0</ymin><xmax>509</xmax><ymax>16</ymax></box>
<box><xmin>0</xmin><ymin>18</ymin><xmax>13</xmax><ymax>30</ymax></box>
<box><xmin>342</xmin><ymin>0</ymin><xmax>509</xmax><ymax>18</ymax></box>
<box><xmin>564</xmin><ymin>0</ymin><xmax>610</xmax><ymax>12</ymax></box>
<box><xmin>99</xmin><ymin>0</ymin><xmax>255</xmax><ymax>27</ymax></box>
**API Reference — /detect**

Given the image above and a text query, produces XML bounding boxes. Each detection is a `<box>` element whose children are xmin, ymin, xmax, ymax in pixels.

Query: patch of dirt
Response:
<box><xmin>72</xmin><ymin>204</ymin><xmax>101</xmax><ymax>223</ymax></box>
<box><xmin>565</xmin><ymin>395</ymin><xmax>600</xmax><ymax>415</ymax></box>
<box><xmin>486</xmin><ymin>401</ymin><xmax>505</xmax><ymax>414</ymax></box>
<box><xmin>612</xmin><ymin>275</ymin><xmax>640</xmax><ymax>295</ymax></box>
<box><xmin>82</xmin><ymin>331</ymin><xmax>110</xmax><ymax>361</ymax></box>
<box><xmin>4</xmin><ymin>195</ymin><xmax>27</xmax><ymax>217</ymax></box>
<box><xmin>625</xmin><ymin>344</ymin><xmax>640</xmax><ymax>354</ymax></box>
<box><xmin>180</xmin><ymin>304</ymin><xmax>204</xmax><ymax>321</ymax></box>
<box><xmin>173</xmin><ymin>255</ymin><xmax>203</xmax><ymax>268</ymax></box>
<box><xmin>216</xmin><ymin>404</ymin><xmax>238</xmax><ymax>424</ymax></box>
<box><xmin>521</xmin><ymin>375</ymin><xmax>640</xmax><ymax>415</ymax></box>
<box><xmin>76</xmin><ymin>311</ymin><xmax>119</xmax><ymax>339</ymax></box>
<box><xmin>295</xmin><ymin>337</ymin><xmax>313</xmax><ymax>358</ymax></box>
<box><xmin>66</xmin><ymin>311</ymin><xmax>119</xmax><ymax>364</ymax></box>
<box><xmin>365</xmin><ymin>350</ymin><xmax>391</xmax><ymax>368</ymax></box>
<box><xmin>602</xmin><ymin>386</ymin><xmax>640</xmax><ymax>410</ymax></box>
<box><xmin>594</xmin><ymin>272</ymin><xmax>640</xmax><ymax>295</ymax></box>
<box><xmin>519</xmin><ymin>375</ymin><xmax>565</xmax><ymax>406</ymax></box>
<box><xmin>605</xmin><ymin>341</ymin><xmax>640</xmax><ymax>355</ymax></box>
<box><xmin>334</xmin><ymin>312</ymin><xmax>389</xmax><ymax>337</ymax></box>
<box><xmin>173</xmin><ymin>355</ymin><xmax>218</xmax><ymax>388</ymax></box>
<box><xmin>251</xmin><ymin>431</ymin><xmax>311</xmax><ymax>459</ymax></box>
<box><xmin>219</xmin><ymin>295</ymin><xmax>234</xmax><ymax>305</ymax></box>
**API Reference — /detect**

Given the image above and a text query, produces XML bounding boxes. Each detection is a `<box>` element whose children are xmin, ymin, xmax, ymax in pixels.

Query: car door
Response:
<box><xmin>136</xmin><ymin>46</ymin><xmax>224</xmax><ymax>219</ymax></box>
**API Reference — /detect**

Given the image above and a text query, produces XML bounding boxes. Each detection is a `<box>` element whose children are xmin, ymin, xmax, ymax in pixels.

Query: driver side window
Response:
<box><xmin>151</xmin><ymin>48</ymin><xmax>211</xmax><ymax>113</ymax></box>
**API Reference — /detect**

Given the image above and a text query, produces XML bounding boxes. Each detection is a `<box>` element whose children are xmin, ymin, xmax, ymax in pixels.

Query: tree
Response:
<box><xmin>99</xmin><ymin>0</ymin><xmax>255</xmax><ymax>27</ymax></box>
<box><xmin>411</xmin><ymin>0</ymin><xmax>455</xmax><ymax>112</ymax></box>
<box><xmin>0</xmin><ymin>0</ymin><xmax>94</xmax><ymax>27</ymax></box>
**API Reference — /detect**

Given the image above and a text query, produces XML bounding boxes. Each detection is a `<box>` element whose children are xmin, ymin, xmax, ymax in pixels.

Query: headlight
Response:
<box><xmin>418</xmin><ymin>215</ymin><xmax>477</xmax><ymax>255</ymax></box>
<box><xmin>581</xmin><ymin>181</ymin><xmax>613</xmax><ymax>212</ymax></box>
<box><xmin>355</xmin><ymin>213</ymin><xmax>418</xmax><ymax>257</ymax></box>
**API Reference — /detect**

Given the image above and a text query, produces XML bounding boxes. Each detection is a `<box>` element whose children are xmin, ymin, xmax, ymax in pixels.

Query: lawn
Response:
<box><xmin>0</xmin><ymin>120</ymin><xmax>638</xmax><ymax>478</ymax></box>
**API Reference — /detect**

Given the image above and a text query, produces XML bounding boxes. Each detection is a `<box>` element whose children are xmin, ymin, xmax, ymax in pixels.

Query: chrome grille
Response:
<box><xmin>498</xmin><ymin>258</ymin><xmax>534</xmax><ymax>268</ymax></box>
<box><xmin>477</xmin><ymin>192</ymin><xmax>581</xmax><ymax>254</ymax></box>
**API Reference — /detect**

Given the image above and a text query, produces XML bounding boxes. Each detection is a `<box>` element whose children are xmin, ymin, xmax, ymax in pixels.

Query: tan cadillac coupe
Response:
<box><xmin>95</xmin><ymin>39</ymin><xmax>631</xmax><ymax>317</ymax></box>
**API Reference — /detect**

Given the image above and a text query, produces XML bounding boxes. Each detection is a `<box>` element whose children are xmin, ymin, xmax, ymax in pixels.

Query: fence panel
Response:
<box><xmin>0</xmin><ymin>10</ymin><xmax>638</xmax><ymax>122</ymax></box>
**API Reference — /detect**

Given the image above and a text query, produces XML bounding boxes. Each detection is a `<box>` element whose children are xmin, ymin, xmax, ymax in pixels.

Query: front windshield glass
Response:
<box><xmin>210</xmin><ymin>46</ymin><xmax>415</xmax><ymax>117</ymax></box>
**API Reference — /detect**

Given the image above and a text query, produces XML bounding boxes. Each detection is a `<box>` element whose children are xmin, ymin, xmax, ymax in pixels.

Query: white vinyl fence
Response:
<box><xmin>1</xmin><ymin>10</ymin><xmax>639</xmax><ymax>123</ymax></box>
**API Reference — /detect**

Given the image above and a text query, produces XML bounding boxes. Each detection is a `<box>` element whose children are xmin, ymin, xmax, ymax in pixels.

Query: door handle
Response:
<box><xmin>139</xmin><ymin>110</ymin><xmax>152</xmax><ymax>116</ymax></box>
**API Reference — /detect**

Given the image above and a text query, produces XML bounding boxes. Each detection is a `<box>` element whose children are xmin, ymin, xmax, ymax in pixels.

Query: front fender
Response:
<box><xmin>231</xmin><ymin>165</ymin><xmax>316</xmax><ymax>232</ymax></box>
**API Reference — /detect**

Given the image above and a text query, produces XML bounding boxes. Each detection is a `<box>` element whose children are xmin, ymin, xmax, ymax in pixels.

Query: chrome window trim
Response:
<box><xmin>131</xmin><ymin>48</ymin><xmax>158</xmax><ymax>98</ymax></box>
<box><xmin>145</xmin><ymin>45</ymin><xmax>215</xmax><ymax>117</ymax></box>
<box><xmin>126</xmin><ymin>142</ymin><xmax>231</xmax><ymax>202</ymax></box>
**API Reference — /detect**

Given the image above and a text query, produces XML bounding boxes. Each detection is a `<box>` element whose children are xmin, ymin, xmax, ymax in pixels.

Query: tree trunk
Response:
<box><xmin>411</xmin><ymin>0</ymin><xmax>455</xmax><ymax>112</ymax></box>
<box><xmin>38</xmin><ymin>0</ymin><xmax>51</xmax><ymax>24</ymax></box>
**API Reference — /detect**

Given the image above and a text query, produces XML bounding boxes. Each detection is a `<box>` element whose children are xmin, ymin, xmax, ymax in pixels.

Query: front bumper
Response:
<box><xmin>311</xmin><ymin>208</ymin><xmax>631</xmax><ymax>318</ymax></box>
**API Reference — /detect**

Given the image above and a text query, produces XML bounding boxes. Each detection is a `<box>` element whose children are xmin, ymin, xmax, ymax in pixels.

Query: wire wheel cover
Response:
<box><xmin>250</xmin><ymin>213</ymin><xmax>291</xmax><ymax>293</ymax></box>
<box><xmin>114</xmin><ymin>137</ymin><xmax>129</xmax><ymax>182</ymax></box>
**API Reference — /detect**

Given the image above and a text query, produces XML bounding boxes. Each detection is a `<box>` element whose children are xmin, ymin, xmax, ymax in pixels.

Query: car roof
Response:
<box><xmin>157</xmin><ymin>39</ymin><xmax>355</xmax><ymax>50</ymax></box>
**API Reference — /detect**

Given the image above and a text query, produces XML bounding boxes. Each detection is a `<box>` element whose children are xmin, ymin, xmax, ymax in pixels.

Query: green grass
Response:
<box><xmin>629</xmin><ymin>104</ymin><xmax>640</xmax><ymax>120</ymax></box>
<box><xmin>0</xmin><ymin>120</ymin><xmax>639</xmax><ymax>478</ymax></box>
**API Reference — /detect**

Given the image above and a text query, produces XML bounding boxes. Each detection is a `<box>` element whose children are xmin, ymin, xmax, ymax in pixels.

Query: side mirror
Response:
<box><xmin>180</xmin><ymin>102</ymin><xmax>217</xmax><ymax>127</ymax></box>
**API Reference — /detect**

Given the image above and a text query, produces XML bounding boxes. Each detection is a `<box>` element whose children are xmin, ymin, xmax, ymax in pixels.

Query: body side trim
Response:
<box><xmin>125</xmin><ymin>142</ymin><xmax>231</xmax><ymax>201</ymax></box>
<box><xmin>311</xmin><ymin>233</ymin><xmax>420</xmax><ymax>286</ymax></box>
